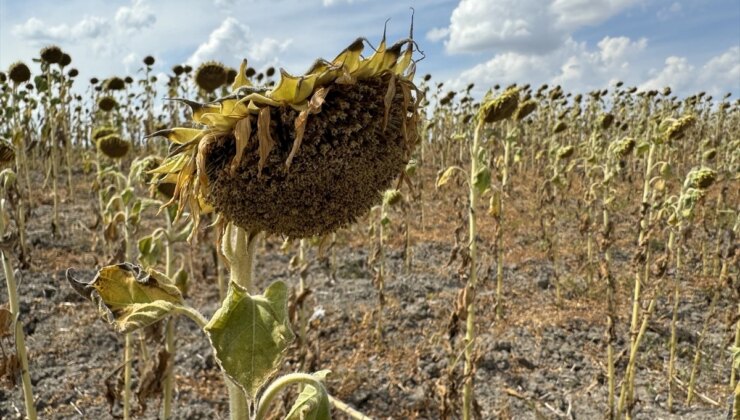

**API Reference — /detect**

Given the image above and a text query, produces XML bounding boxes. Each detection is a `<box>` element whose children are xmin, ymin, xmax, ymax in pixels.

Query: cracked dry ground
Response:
<box><xmin>0</xmin><ymin>167</ymin><xmax>734</xmax><ymax>419</ymax></box>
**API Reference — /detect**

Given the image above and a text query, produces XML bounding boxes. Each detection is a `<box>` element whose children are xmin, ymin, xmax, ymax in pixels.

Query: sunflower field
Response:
<box><xmin>0</xmin><ymin>28</ymin><xmax>738</xmax><ymax>420</ymax></box>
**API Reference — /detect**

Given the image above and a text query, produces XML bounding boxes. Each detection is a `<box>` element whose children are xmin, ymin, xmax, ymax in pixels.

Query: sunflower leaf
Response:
<box><xmin>285</xmin><ymin>370</ymin><xmax>332</xmax><ymax>420</ymax></box>
<box><xmin>205</xmin><ymin>281</ymin><xmax>294</xmax><ymax>402</ymax></box>
<box><xmin>66</xmin><ymin>263</ymin><xmax>183</xmax><ymax>333</ymax></box>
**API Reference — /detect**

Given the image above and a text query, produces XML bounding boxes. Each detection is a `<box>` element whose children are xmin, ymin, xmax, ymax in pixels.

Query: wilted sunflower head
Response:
<box><xmin>8</xmin><ymin>62</ymin><xmax>31</xmax><ymax>85</ymax></box>
<box><xmin>40</xmin><ymin>45</ymin><xmax>64</xmax><ymax>64</ymax></box>
<box><xmin>151</xmin><ymin>30</ymin><xmax>421</xmax><ymax>238</ymax></box>
<box><xmin>97</xmin><ymin>134</ymin><xmax>130</xmax><ymax>159</ymax></box>
<box><xmin>513</xmin><ymin>99</ymin><xmax>537</xmax><ymax>121</ymax></box>
<box><xmin>195</xmin><ymin>61</ymin><xmax>228</xmax><ymax>92</ymax></box>
<box><xmin>480</xmin><ymin>87</ymin><xmax>519</xmax><ymax>123</ymax></box>
<box><xmin>684</xmin><ymin>167</ymin><xmax>716</xmax><ymax>190</ymax></box>
<box><xmin>97</xmin><ymin>96</ymin><xmax>118</xmax><ymax>112</ymax></box>
<box><xmin>0</xmin><ymin>139</ymin><xmax>16</xmax><ymax>166</ymax></box>
<box><xmin>105</xmin><ymin>77</ymin><xmax>126</xmax><ymax>91</ymax></box>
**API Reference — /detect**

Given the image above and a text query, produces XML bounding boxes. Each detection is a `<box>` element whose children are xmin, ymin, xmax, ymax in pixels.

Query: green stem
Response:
<box><xmin>463</xmin><ymin>118</ymin><xmax>484</xmax><ymax>420</ymax></box>
<box><xmin>255</xmin><ymin>373</ymin><xmax>329</xmax><ymax>420</ymax></box>
<box><xmin>221</xmin><ymin>224</ymin><xmax>261</xmax><ymax>420</ymax></box>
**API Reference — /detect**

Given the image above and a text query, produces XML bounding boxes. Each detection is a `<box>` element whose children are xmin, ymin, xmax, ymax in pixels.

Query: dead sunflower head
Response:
<box><xmin>40</xmin><ymin>45</ymin><xmax>64</xmax><ymax>64</ymax></box>
<box><xmin>151</xmin><ymin>30</ymin><xmax>421</xmax><ymax>238</ymax></box>
<box><xmin>0</xmin><ymin>139</ymin><xmax>16</xmax><ymax>166</ymax></box>
<box><xmin>97</xmin><ymin>135</ymin><xmax>130</xmax><ymax>159</ymax></box>
<box><xmin>8</xmin><ymin>62</ymin><xmax>31</xmax><ymax>85</ymax></box>
<box><xmin>195</xmin><ymin>61</ymin><xmax>228</xmax><ymax>93</ymax></box>
<box><xmin>95</xmin><ymin>127</ymin><xmax>130</xmax><ymax>159</ymax></box>
<box><xmin>97</xmin><ymin>96</ymin><xmax>118</xmax><ymax>112</ymax></box>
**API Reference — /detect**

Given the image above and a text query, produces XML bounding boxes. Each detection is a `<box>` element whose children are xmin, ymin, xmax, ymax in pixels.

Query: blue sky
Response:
<box><xmin>1</xmin><ymin>0</ymin><xmax>738</xmax><ymax>98</ymax></box>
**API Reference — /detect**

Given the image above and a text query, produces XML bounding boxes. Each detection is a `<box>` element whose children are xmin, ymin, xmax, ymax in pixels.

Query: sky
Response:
<box><xmin>0</xmin><ymin>0</ymin><xmax>738</xmax><ymax>99</ymax></box>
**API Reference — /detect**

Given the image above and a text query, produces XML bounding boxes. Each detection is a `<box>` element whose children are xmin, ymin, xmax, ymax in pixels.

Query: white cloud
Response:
<box><xmin>551</xmin><ymin>0</ymin><xmax>642</xmax><ymax>28</ymax></box>
<box><xmin>12</xmin><ymin>15</ymin><xmax>107</xmax><ymax>42</ymax></box>
<box><xmin>598</xmin><ymin>36</ymin><xmax>647</xmax><ymax>64</ymax></box>
<box><xmin>426</xmin><ymin>27</ymin><xmax>450</xmax><ymax>43</ymax></box>
<box><xmin>657</xmin><ymin>2</ymin><xmax>682</xmax><ymax>20</ymax></box>
<box><xmin>640</xmin><ymin>56</ymin><xmax>694</xmax><ymax>92</ymax></box>
<box><xmin>444</xmin><ymin>0</ymin><xmax>563</xmax><ymax>54</ymax></box>
<box><xmin>451</xmin><ymin>35</ymin><xmax>649</xmax><ymax>94</ymax></box>
<box><xmin>323</xmin><ymin>0</ymin><xmax>356</xmax><ymax>6</ymax></box>
<box><xmin>699</xmin><ymin>46</ymin><xmax>740</xmax><ymax>91</ymax></box>
<box><xmin>115</xmin><ymin>0</ymin><xmax>156</xmax><ymax>32</ymax></box>
<box><xmin>435</xmin><ymin>0</ymin><xmax>644</xmax><ymax>55</ymax></box>
<box><xmin>641</xmin><ymin>46</ymin><xmax>739</xmax><ymax>96</ymax></box>
<box><xmin>187</xmin><ymin>17</ymin><xmax>292</xmax><ymax>67</ymax></box>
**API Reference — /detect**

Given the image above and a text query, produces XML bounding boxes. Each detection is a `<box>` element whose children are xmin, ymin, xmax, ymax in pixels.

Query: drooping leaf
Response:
<box><xmin>285</xmin><ymin>370</ymin><xmax>332</xmax><ymax>420</ymax></box>
<box><xmin>205</xmin><ymin>281</ymin><xmax>294</xmax><ymax>401</ymax></box>
<box><xmin>66</xmin><ymin>263</ymin><xmax>183</xmax><ymax>333</ymax></box>
<box><xmin>436</xmin><ymin>166</ymin><xmax>460</xmax><ymax>188</ymax></box>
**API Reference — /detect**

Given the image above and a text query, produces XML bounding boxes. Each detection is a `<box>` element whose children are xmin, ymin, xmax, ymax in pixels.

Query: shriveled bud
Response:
<box><xmin>405</xmin><ymin>160</ymin><xmax>418</xmax><ymax>177</ymax></box>
<box><xmin>383</xmin><ymin>189</ymin><xmax>403</xmax><ymax>207</ymax></box>
<box><xmin>557</xmin><ymin>145</ymin><xmax>575</xmax><ymax>159</ymax></box>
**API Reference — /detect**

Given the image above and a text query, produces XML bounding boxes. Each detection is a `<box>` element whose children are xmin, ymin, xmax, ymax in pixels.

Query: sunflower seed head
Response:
<box><xmin>8</xmin><ymin>62</ymin><xmax>31</xmax><ymax>85</ymax></box>
<box><xmin>684</xmin><ymin>167</ymin><xmax>716</xmax><ymax>190</ymax></box>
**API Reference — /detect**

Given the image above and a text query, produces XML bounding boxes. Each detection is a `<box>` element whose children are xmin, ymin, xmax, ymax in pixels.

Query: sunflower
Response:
<box><xmin>150</xmin><ymin>31</ymin><xmax>421</xmax><ymax>238</ymax></box>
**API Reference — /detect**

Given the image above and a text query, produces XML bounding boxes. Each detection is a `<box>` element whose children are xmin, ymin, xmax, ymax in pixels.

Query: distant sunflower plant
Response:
<box><xmin>71</xmin><ymin>27</ymin><xmax>421</xmax><ymax>420</ymax></box>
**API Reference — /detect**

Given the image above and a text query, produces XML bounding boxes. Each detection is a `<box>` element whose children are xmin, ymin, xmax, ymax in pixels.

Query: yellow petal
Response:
<box><xmin>332</xmin><ymin>38</ymin><xmax>364</xmax><ymax>74</ymax></box>
<box><xmin>148</xmin><ymin>127</ymin><xmax>205</xmax><ymax>144</ymax></box>
<box><xmin>166</xmin><ymin>99</ymin><xmax>220</xmax><ymax>124</ymax></box>
<box><xmin>269</xmin><ymin>69</ymin><xmax>319</xmax><ymax>104</ymax></box>
<box><xmin>232</xmin><ymin>59</ymin><xmax>252</xmax><ymax>90</ymax></box>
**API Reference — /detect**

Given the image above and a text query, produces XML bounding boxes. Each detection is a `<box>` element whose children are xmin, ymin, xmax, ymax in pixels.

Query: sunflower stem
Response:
<box><xmin>222</xmin><ymin>223</ymin><xmax>261</xmax><ymax>420</ymax></box>
<box><xmin>0</xmin><ymin>200</ymin><xmax>37</xmax><ymax>420</ymax></box>
<box><xmin>462</xmin><ymin>118</ymin><xmax>484</xmax><ymax>420</ymax></box>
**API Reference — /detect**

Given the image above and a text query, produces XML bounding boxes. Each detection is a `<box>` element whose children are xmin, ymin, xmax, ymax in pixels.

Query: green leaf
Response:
<box><xmin>66</xmin><ymin>263</ymin><xmax>183</xmax><ymax>333</ymax></box>
<box><xmin>473</xmin><ymin>166</ymin><xmax>491</xmax><ymax>194</ymax></box>
<box><xmin>205</xmin><ymin>281</ymin><xmax>294</xmax><ymax>401</ymax></box>
<box><xmin>285</xmin><ymin>371</ymin><xmax>332</xmax><ymax>420</ymax></box>
<box><xmin>137</xmin><ymin>235</ymin><xmax>162</xmax><ymax>268</ymax></box>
